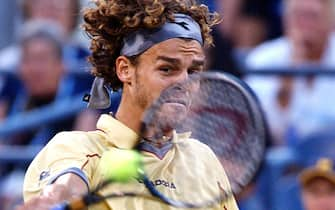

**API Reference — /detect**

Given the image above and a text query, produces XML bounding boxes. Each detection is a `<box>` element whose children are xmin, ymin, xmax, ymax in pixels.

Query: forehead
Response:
<box><xmin>22</xmin><ymin>37</ymin><xmax>60</xmax><ymax>58</ymax></box>
<box><xmin>140</xmin><ymin>38</ymin><xmax>204</xmax><ymax>61</ymax></box>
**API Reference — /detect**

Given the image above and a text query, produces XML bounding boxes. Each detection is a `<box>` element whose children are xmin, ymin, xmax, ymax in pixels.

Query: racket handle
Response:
<box><xmin>50</xmin><ymin>203</ymin><xmax>68</xmax><ymax>210</ymax></box>
<box><xmin>50</xmin><ymin>197</ymin><xmax>93</xmax><ymax>210</ymax></box>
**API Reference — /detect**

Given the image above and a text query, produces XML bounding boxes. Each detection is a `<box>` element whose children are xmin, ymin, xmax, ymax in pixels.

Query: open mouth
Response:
<box><xmin>164</xmin><ymin>98</ymin><xmax>186</xmax><ymax>105</ymax></box>
<box><xmin>158</xmin><ymin>80</ymin><xmax>198</xmax><ymax>109</ymax></box>
<box><xmin>163</xmin><ymin>98</ymin><xmax>190</xmax><ymax>107</ymax></box>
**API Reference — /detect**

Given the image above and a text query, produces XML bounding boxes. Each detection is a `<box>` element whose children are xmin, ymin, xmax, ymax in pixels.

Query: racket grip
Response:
<box><xmin>50</xmin><ymin>203</ymin><xmax>68</xmax><ymax>210</ymax></box>
<box><xmin>50</xmin><ymin>198</ymin><xmax>87</xmax><ymax>210</ymax></box>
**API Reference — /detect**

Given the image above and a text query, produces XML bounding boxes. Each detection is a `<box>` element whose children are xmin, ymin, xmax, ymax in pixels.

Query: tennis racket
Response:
<box><xmin>52</xmin><ymin>72</ymin><xmax>267</xmax><ymax>209</ymax></box>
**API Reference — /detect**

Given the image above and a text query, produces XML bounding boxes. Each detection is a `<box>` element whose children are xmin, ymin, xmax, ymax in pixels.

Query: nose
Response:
<box><xmin>172</xmin><ymin>71</ymin><xmax>201</xmax><ymax>97</ymax></box>
<box><xmin>176</xmin><ymin>70</ymin><xmax>189</xmax><ymax>84</ymax></box>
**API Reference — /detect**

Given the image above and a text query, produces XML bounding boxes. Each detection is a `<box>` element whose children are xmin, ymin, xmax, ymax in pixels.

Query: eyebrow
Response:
<box><xmin>156</xmin><ymin>56</ymin><xmax>181</xmax><ymax>66</ymax></box>
<box><xmin>156</xmin><ymin>56</ymin><xmax>205</xmax><ymax>67</ymax></box>
<box><xmin>190</xmin><ymin>59</ymin><xmax>205</xmax><ymax>67</ymax></box>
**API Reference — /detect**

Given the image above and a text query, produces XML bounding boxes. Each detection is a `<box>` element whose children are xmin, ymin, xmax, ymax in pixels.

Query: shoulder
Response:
<box><xmin>246</xmin><ymin>37</ymin><xmax>290</xmax><ymax>69</ymax></box>
<box><xmin>29</xmin><ymin>130</ymin><xmax>109</xmax><ymax>168</ymax></box>
<box><xmin>176</xmin><ymin>134</ymin><xmax>218</xmax><ymax>161</ymax></box>
<box><xmin>23</xmin><ymin>130</ymin><xmax>109</xmax><ymax>200</ymax></box>
<box><xmin>44</xmin><ymin>130</ymin><xmax>107</xmax><ymax>152</ymax></box>
<box><xmin>27</xmin><ymin>130</ymin><xmax>109</xmax><ymax>167</ymax></box>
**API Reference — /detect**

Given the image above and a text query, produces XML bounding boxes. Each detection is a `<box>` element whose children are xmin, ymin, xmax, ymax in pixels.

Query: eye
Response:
<box><xmin>188</xmin><ymin>69</ymin><xmax>201</xmax><ymax>75</ymax></box>
<box><xmin>159</xmin><ymin>66</ymin><xmax>174</xmax><ymax>74</ymax></box>
<box><xmin>160</xmin><ymin>67</ymin><xmax>171</xmax><ymax>72</ymax></box>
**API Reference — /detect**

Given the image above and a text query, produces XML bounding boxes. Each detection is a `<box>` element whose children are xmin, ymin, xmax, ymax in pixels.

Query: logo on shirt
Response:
<box><xmin>39</xmin><ymin>170</ymin><xmax>50</xmax><ymax>181</ymax></box>
<box><xmin>137</xmin><ymin>178</ymin><xmax>176</xmax><ymax>190</ymax></box>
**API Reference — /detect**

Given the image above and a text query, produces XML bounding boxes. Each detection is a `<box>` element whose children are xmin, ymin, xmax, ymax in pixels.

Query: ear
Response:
<box><xmin>115</xmin><ymin>56</ymin><xmax>134</xmax><ymax>85</ymax></box>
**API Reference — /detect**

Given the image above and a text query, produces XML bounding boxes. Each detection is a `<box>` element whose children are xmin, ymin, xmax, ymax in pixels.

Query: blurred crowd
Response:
<box><xmin>0</xmin><ymin>0</ymin><xmax>335</xmax><ymax>210</ymax></box>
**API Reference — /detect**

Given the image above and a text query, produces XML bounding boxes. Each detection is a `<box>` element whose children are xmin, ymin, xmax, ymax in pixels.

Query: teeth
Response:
<box><xmin>166</xmin><ymin>101</ymin><xmax>186</xmax><ymax>105</ymax></box>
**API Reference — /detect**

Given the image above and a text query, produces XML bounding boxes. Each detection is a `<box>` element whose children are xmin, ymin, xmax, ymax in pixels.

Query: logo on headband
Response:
<box><xmin>174</xmin><ymin>21</ymin><xmax>190</xmax><ymax>30</ymax></box>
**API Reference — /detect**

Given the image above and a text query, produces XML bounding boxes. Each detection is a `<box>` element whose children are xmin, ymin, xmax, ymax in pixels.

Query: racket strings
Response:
<box><xmin>174</xmin><ymin>76</ymin><xmax>265</xmax><ymax>194</ymax></box>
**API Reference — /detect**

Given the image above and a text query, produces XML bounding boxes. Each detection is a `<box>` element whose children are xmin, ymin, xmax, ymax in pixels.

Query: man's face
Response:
<box><xmin>128</xmin><ymin>38</ymin><xmax>205</xmax><ymax>113</ymax></box>
<box><xmin>20</xmin><ymin>38</ymin><xmax>64</xmax><ymax>98</ymax></box>
<box><xmin>285</xmin><ymin>0</ymin><xmax>333</xmax><ymax>44</ymax></box>
<box><xmin>301</xmin><ymin>178</ymin><xmax>335</xmax><ymax>210</ymax></box>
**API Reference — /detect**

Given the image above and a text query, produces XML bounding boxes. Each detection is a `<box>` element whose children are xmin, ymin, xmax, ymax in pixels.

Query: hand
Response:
<box><xmin>16</xmin><ymin>173</ymin><xmax>88</xmax><ymax>210</ymax></box>
<box><xmin>15</xmin><ymin>195</ymin><xmax>58</xmax><ymax>210</ymax></box>
<box><xmin>15</xmin><ymin>184</ymin><xmax>70</xmax><ymax>210</ymax></box>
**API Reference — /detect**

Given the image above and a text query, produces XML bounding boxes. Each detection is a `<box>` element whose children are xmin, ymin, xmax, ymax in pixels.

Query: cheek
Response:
<box><xmin>141</xmin><ymin>75</ymin><xmax>168</xmax><ymax>97</ymax></box>
<box><xmin>151</xmin><ymin>80</ymin><xmax>177</xmax><ymax>103</ymax></box>
<box><xmin>20</xmin><ymin>68</ymin><xmax>37</xmax><ymax>86</ymax></box>
<box><xmin>143</xmin><ymin>83</ymin><xmax>164</xmax><ymax>103</ymax></box>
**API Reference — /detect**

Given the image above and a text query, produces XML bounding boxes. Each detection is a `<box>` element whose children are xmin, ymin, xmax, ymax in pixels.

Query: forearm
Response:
<box><xmin>17</xmin><ymin>173</ymin><xmax>88</xmax><ymax>210</ymax></box>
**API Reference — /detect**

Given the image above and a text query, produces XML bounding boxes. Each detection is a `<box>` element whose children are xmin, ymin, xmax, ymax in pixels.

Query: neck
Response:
<box><xmin>115</xmin><ymin>92</ymin><xmax>143</xmax><ymax>134</ymax></box>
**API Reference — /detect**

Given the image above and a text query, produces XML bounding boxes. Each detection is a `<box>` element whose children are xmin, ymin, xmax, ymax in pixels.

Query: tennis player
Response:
<box><xmin>17</xmin><ymin>0</ymin><xmax>239</xmax><ymax>209</ymax></box>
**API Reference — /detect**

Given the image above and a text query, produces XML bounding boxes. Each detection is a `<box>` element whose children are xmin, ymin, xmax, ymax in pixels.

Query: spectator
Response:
<box><xmin>0</xmin><ymin>0</ymin><xmax>89</xmax><ymax>71</ymax></box>
<box><xmin>0</xmin><ymin>20</ymin><xmax>71</xmax><ymax>210</ymax></box>
<box><xmin>205</xmin><ymin>0</ymin><xmax>268</xmax><ymax>77</ymax></box>
<box><xmin>233</xmin><ymin>0</ymin><xmax>269</xmax><ymax>66</ymax></box>
<box><xmin>204</xmin><ymin>0</ymin><xmax>242</xmax><ymax>77</ymax></box>
<box><xmin>21</xmin><ymin>0</ymin><xmax>89</xmax><ymax>68</ymax></box>
<box><xmin>245</xmin><ymin>0</ymin><xmax>335</xmax><ymax>146</ymax></box>
<box><xmin>299</xmin><ymin>158</ymin><xmax>335</xmax><ymax>210</ymax></box>
<box><xmin>0</xmin><ymin>20</ymin><xmax>71</xmax><ymax>143</ymax></box>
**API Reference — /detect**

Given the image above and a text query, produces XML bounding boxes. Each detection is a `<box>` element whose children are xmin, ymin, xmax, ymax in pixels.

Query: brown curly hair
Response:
<box><xmin>83</xmin><ymin>0</ymin><xmax>220</xmax><ymax>90</ymax></box>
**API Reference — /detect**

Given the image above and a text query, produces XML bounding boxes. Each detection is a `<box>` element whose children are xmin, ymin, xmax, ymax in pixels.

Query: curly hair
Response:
<box><xmin>83</xmin><ymin>0</ymin><xmax>220</xmax><ymax>90</ymax></box>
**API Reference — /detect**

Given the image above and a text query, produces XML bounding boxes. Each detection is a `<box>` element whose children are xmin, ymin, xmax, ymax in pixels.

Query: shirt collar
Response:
<box><xmin>96</xmin><ymin>114</ymin><xmax>139</xmax><ymax>149</ymax></box>
<box><xmin>96</xmin><ymin>114</ymin><xmax>192</xmax><ymax>149</ymax></box>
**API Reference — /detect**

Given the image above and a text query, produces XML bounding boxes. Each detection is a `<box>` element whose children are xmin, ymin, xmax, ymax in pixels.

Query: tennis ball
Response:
<box><xmin>99</xmin><ymin>149</ymin><xmax>142</xmax><ymax>183</ymax></box>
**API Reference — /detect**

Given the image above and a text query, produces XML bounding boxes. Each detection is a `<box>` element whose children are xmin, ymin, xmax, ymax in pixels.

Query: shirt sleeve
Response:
<box><xmin>23</xmin><ymin>131</ymin><xmax>103</xmax><ymax>202</ymax></box>
<box><xmin>210</xmin><ymin>153</ymin><xmax>239</xmax><ymax>210</ymax></box>
<box><xmin>218</xmin><ymin>167</ymin><xmax>240</xmax><ymax>210</ymax></box>
<box><xmin>223</xmin><ymin>195</ymin><xmax>239</xmax><ymax>210</ymax></box>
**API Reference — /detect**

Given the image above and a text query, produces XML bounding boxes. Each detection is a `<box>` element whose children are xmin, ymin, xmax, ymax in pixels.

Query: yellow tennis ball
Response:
<box><xmin>99</xmin><ymin>149</ymin><xmax>142</xmax><ymax>183</ymax></box>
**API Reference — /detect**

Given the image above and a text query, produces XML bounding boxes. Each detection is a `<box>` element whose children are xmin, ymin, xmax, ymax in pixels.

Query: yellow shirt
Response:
<box><xmin>23</xmin><ymin>114</ymin><xmax>239</xmax><ymax>210</ymax></box>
